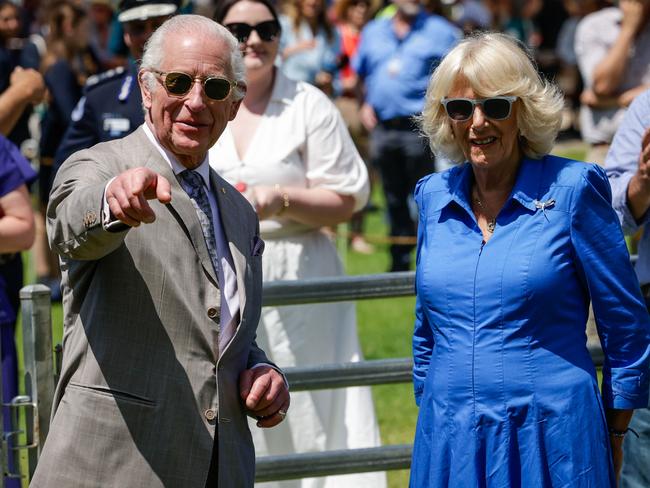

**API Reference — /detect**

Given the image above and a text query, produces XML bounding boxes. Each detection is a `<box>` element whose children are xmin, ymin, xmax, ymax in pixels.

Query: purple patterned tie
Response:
<box><xmin>178</xmin><ymin>170</ymin><xmax>220</xmax><ymax>275</ymax></box>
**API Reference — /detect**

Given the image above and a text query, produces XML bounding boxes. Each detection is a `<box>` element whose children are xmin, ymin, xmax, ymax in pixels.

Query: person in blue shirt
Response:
<box><xmin>605</xmin><ymin>88</ymin><xmax>650</xmax><ymax>488</ymax></box>
<box><xmin>52</xmin><ymin>0</ymin><xmax>180</xmax><ymax>169</ymax></box>
<box><xmin>278</xmin><ymin>0</ymin><xmax>340</xmax><ymax>95</ymax></box>
<box><xmin>411</xmin><ymin>32</ymin><xmax>650</xmax><ymax>487</ymax></box>
<box><xmin>0</xmin><ymin>134</ymin><xmax>37</xmax><ymax>488</ymax></box>
<box><xmin>352</xmin><ymin>0</ymin><xmax>460</xmax><ymax>271</ymax></box>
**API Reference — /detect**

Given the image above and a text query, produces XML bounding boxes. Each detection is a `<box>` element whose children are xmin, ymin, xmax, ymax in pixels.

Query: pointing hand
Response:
<box><xmin>106</xmin><ymin>167</ymin><xmax>172</xmax><ymax>227</ymax></box>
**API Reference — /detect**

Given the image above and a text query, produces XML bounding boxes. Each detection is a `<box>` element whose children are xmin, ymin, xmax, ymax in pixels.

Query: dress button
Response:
<box><xmin>207</xmin><ymin>307</ymin><xmax>220</xmax><ymax>319</ymax></box>
<box><xmin>205</xmin><ymin>409</ymin><xmax>216</xmax><ymax>421</ymax></box>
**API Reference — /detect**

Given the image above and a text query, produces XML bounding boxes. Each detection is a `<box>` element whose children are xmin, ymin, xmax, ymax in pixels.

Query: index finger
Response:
<box><xmin>130</xmin><ymin>168</ymin><xmax>163</xmax><ymax>200</ymax></box>
<box><xmin>155</xmin><ymin>175</ymin><xmax>172</xmax><ymax>204</ymax></box>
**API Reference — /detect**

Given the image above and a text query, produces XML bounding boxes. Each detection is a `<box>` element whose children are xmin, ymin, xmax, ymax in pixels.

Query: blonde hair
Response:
<box><xmin>419</xmin><ymin>32</ymin><xmax>564</xmax><ymax>163</ymax></box>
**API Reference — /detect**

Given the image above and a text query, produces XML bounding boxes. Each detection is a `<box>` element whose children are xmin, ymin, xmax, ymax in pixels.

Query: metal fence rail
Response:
<box><xmin>262</xmin><ymin>271</ymin><xmax>415</xmax><ymax>306</ymax></box>
<box><xmin>10</xmin><ymin>271</ymin><xmax>611</xmax><ymax>485</ymax></box>
<box><xmin>285</xmin><ymin>358</ymin><xmax>413</xmax><ymax>391</ymax></box>
<box><xmin>255</xmin><ymin>445</ymin><xmax>413</xmax><ymax>482</ymax></box>
<box><xmin>284</xmin><ymin>345</ymin><xmax>604</xmax><ymax>393</ymax></box>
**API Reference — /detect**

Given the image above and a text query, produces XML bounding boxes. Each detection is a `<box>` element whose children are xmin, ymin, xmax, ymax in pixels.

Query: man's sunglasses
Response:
<box><xmin>441</xmin><ymin>96</ymin><xmax>517</xmax><ymax>121</ymax></box>
<box><xmin>151</xmin><ymin>70</ymin><xmax>237</xmax><ymax>101</ymax></box>
<box><xmin>224</xmin><ymin>20</ymin><xmax>281</xmax><ymax>43</ymax></box>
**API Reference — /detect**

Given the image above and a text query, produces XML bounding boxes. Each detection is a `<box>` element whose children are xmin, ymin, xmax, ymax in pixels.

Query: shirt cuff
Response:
<box><xmin>102</xmin><ymin>178</ymin><xmax>130</xmax><ymax>233</ymax></box>
<box><xmin>601</xmin><ymin>368</ymin><xmax>650</xmax><ymax>409</ymax></box>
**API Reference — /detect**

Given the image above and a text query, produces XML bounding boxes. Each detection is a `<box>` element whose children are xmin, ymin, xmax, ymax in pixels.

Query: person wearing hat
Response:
<box><xmin>51</xmin><ymin>0</ymin><xmax>180</xmax><ymax>168</ymax></box>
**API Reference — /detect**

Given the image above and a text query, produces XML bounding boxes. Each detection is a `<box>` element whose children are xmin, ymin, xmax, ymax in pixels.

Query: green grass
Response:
<box><xmin>13</xmin><ymin>141</ymin><xmax>589</xmax><ymax>488</ymax></box>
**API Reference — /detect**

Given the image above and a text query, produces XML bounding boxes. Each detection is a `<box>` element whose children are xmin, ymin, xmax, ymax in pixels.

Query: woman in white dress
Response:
<box><xmin>211</xmin><ymin>1</ymin><xmax>386</xmax><ymax>487</ymax></box>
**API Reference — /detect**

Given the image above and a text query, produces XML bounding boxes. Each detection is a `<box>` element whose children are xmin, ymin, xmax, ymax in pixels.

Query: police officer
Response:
<box><xmin>53</xmin><ymin>0</ymin><xmax>179</xmax><ymax>167</ymax></box>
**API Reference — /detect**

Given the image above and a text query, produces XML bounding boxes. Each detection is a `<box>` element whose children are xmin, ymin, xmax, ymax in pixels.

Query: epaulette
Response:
<box><xmin>85</xmin><ymin>66</ymin><xmax>126</xmax><ymax>90</ymax></box>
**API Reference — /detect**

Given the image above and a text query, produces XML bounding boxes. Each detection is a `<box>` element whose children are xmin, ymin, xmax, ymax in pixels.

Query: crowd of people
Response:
<box><xmin>1</xmin><ymin>0</ymin><xmax>650</xmax><ymax>486</ymax></box>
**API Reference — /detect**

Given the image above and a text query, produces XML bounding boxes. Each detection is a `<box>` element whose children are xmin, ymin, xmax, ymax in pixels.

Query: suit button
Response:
<box><xmin>205</xmin><ymin>409</ymin><xmax>216</xmax><ymax>421</ymax></box>
<box><xmin>83</xmin><ymin>210</ymin><xmax>97</xmax><ymax>229</ymax></box>
<box><xmin>207</xmin><ymin>307</ymin><xmax>220</xmax><ymax>319</ymax></box>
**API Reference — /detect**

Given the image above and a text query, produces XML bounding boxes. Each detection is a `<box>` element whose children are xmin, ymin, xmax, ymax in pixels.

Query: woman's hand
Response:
<box><xmin>244</xmin><ymin>185</ymin><xmax>285</xmax><ymax>220</ymax></box>
<box><xmin>240</xmin><ymin>185</ymin><xmax>356</xmax><ymax>226</ymax></box>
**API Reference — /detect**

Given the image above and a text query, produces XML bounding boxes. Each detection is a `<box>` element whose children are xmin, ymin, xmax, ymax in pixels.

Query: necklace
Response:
<box><xmin>473</xmin><ymin>193</ymin><xmax>496</xmax><ymax>233</ymax></box>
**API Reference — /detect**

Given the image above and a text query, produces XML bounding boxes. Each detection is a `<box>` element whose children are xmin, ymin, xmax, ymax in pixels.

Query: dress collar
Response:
<box><xmin>435</xmin><ymin>157</ymin><xmax>544</xmax><ymax>215</ymax></box>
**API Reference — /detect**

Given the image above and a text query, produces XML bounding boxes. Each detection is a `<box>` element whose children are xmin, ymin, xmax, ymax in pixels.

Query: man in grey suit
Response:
<box><xmin>32</xmin><ymin>14</ymin><xmax>289</xmax><ymax>488</ymax></box>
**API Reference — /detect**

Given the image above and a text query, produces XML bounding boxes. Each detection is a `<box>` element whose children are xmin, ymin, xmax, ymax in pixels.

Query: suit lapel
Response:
<box><xmin>209</xmin><ymin>171</ymin><xmax>249</xmax><ymax>329</ymax></box>
<box><xmin>134</xmin><ymin>128</ymin><xmax>219</xmax><ymax>285</ymax></box>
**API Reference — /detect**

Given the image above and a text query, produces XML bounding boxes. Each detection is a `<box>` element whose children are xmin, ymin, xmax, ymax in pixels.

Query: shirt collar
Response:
<box><xmin>509</xmin><ymin>157</ymin><xmax>543</xmax><ymax>211</ymax></box>
<box><xmin>436</xmin><ymin>157</ymin><xmax>543</xmax><ymax>214</ymax></box>
<box><xmin>142</xmin><ymin>122</ymin><xmax>211</xmax><ymax>189</ymax></box>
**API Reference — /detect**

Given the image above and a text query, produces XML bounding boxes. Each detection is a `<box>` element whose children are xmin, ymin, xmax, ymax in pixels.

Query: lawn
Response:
<box><xmin>13</xmin><ymin>141</ymin><xmax>588</xmax><ymax>488</ymax></box>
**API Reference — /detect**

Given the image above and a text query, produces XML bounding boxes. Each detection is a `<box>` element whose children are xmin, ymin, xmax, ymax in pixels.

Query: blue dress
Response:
<box><xmin>411</xmin><ymin>155</ymin><xmax>650</xmax><ymax>487</ymax></box>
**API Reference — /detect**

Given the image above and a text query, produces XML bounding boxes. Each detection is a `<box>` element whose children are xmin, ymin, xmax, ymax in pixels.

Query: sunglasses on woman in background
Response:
<box><xmin>150</xmin><ymin>70</ymin><xmax>238</xmax><ymax>101</ymax></box>
<box><xmin>224</xmin><ymin>20</ymin><xmax>281</xmax><ymax>43</ymax></box>
<box><xmin>441</xmin><ymin>96</ymin><xmax>518</xmax><ymax>121</ymax></box>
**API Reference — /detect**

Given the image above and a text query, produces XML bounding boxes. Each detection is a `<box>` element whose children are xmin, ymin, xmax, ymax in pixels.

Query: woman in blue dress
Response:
<box><xmin>411</xmin><ymin>32</ymin><xmax>650</xmax><ymax>487</ymax></box>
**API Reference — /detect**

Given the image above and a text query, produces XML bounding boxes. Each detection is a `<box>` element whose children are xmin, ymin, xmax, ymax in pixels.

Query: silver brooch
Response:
<box><xmin>533</xmin><ymin>198</ymin><xmax>556</xmax><ymax>221</ymax></box>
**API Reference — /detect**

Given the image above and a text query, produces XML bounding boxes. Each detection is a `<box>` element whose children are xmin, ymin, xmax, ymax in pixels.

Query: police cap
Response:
<box><xmin>117</xmin><ymin>0</ymin><xmax>179</xmax><ymax>23</ymax></box>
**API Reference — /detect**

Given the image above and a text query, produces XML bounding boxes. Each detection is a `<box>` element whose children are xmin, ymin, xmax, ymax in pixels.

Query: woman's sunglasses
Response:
<box><xmin>224</xmin><ymin>20</ymin><xmax>281</xmax><ymax>43</ymax></box>
<box><xmin>151</xmin><ymin>70</ymin><xmax>237</xmax><ymax>101</ymax></box>
<box><xmin>441</xmin><ymin>96</ymin><xmax>517</xmax><ymax>121</ymax></box>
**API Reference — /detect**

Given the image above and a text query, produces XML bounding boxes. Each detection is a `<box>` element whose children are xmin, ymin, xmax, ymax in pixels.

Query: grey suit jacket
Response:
<box><xmin>32</xmin><ymin>127</ymin><xmax>271</xmax><ymax>488</ymax></box>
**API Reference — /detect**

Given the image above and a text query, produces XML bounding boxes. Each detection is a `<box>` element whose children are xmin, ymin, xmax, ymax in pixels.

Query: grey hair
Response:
<box><xmin>418</xmin><ymin>32</ymin><xmax>564</xmax><ymax>163</ymax></box>
<box><xmin>139</xmin><ymin>14</ymin><xmax>246</xmax><ymax>100</ymax></box>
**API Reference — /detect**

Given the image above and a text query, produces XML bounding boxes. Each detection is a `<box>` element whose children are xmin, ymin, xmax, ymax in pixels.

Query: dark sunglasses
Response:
<box><xmin>441</xmin><ymin>96</ymin><xmax>517</xmax><ymax>121</ymax></box>
<box><xmin>224</xmin><ymin>20</ymin><xmax>281</xmax><ymax>43</ymax></box>
<box><xmin>151</xmin><ymin>70</ymin><xmax>237</xmax><ymax>101</ymax></box>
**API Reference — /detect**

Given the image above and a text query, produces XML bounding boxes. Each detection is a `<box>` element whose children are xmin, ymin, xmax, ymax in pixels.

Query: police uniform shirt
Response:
<box><xmin>53</xmin><ymin>62</ymin><xmax>143</xmax><ymax>168</ymax></box>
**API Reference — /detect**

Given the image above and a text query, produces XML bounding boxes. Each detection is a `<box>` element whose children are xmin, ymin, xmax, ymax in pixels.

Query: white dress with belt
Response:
<box><xmin>209</xmin><ymin>71</ymin><xmax>386</xmax><ymax>488</ymax></box>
